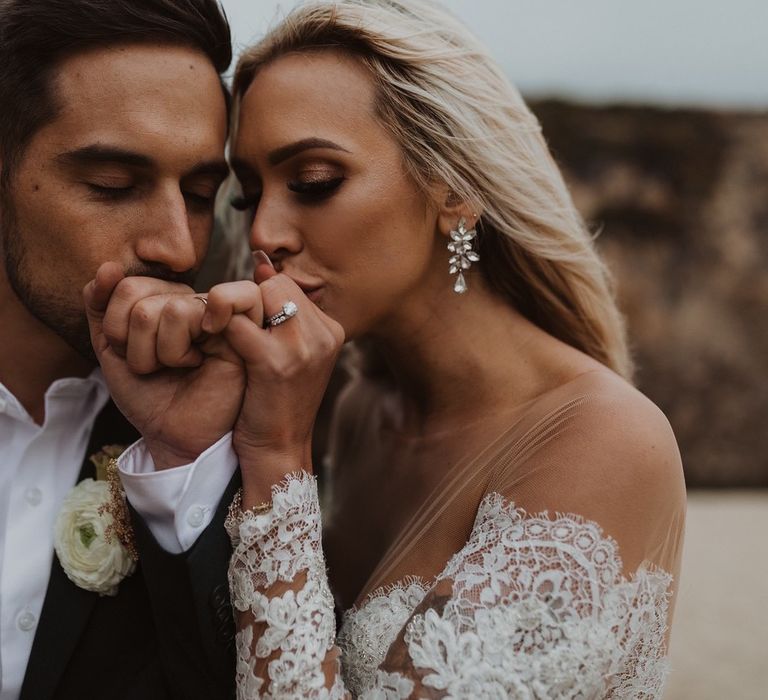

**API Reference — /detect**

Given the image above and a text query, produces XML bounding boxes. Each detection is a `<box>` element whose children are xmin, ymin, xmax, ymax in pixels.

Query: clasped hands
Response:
<box><xmin>83</xmin><ymin>256</ymin><xmax>344</xmax><ymax>508</ymax></box>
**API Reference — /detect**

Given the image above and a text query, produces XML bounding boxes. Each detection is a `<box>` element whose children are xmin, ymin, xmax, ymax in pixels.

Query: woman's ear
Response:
<box><xmin>435</xmin><ymin>186</ymin><xmax>481</xmax><ymax>238</ymax></box>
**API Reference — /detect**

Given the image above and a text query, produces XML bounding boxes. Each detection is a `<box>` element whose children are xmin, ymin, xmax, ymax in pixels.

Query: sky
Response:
<box><xmin>220</xmin><ymin>0</ymin><xmax>768</xmax><ymax>108</ymax></box>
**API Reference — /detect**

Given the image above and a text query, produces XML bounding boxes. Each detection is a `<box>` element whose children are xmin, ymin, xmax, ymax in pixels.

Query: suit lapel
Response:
<box><xmin>20</xmin><ymin>401</ymin><xmax>139</xmax><ymax>700</ymax></box>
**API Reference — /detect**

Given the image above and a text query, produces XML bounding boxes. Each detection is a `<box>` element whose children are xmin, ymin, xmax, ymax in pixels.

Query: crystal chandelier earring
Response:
<box><xmin>448</xmin><ymin>216</ymin><xmax>479</xmax><ymax>294</ymax></box>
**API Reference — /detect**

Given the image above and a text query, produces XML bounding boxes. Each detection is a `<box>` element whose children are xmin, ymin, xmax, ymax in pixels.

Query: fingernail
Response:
<box><xmin>252</xmin><ymin>250</ymin><xmax>274</xmax><ymax>268</ymax></box>
<box><xmin>201</xmin><ymin>311</ymin><xmax>212</xmax><ymax>333</ymax></box>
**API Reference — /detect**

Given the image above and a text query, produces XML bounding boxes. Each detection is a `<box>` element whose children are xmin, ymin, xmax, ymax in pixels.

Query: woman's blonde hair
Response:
<box><xmin>233</xmin><ymin>0</ymin><xmax>633</xmax><ymax>378</ymax></box>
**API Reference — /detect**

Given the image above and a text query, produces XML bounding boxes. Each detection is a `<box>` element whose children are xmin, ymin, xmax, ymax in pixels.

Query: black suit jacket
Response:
<box><xmin>20</xmin><ymin>402</ymin><xmax>237</xmax><ymax>700</ymax></box>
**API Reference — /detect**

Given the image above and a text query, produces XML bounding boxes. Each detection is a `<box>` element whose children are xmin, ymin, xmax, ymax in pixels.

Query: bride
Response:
<box><xmin>101</xmin><ymin>0</ymin><xmax>686</xmax><ymax>696</ymax></box>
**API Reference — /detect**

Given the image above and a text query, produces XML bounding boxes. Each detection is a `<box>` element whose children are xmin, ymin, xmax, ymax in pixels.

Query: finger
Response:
<box><xmin>252</xmin><ymin>250</ymin><xmax>278</xmax><ymax>284</ymax></box>
<box><xmin>222</xmin><ymin>313</ymin><xmax>276</xmax><ymax>366</ymax></box>
<box><xmin>86</xmin><ymin>262</ymin><xmax>125</xmax><ymax>314</ymax></box>
<box><xmin>83</xmin><ymin>262</ymin><xmax>125</xmax><ymax>358</ymax></box>
<box><xmin>102</xmin><ymin>276</ymin><xmax>195</xmax><ymax>353</ymax></box>
<box><xmin>258</xmin><ymin>274</ymin><xmax>323</xmax><ymax>337</ymax></box>
<box><xmin>156</xmin><ymin>296</ymin><xmax>206</xmax><ymax>368</ymax></box>
<box><xmin>203</xmin><ymin>281</ymin><xmax>264</xmax><ymax>334</ymax></box>
<box><xmin>232</xmin><ymin>274</ymin><xmax>340</xmax><ymax>365</ymax></box>
<box><xmin>260</xmin><ymin>274</ymin><xmax>345</xmax><ymax>349</ymax></box>
<box><xmin>125</xmin><ymin>296</ymin><xmax>167</xmax><ymax>374</ymax></box>
<box><xmin>261</xmin><ymin>275</ymin><xmax>346</xmax><ymax>371</ymax></box>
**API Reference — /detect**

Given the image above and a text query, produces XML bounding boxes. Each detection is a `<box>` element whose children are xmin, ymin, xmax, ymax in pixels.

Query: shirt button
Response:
<box><xmin>25</xmin><ymin>487</ymin><xmax>43</xmax><ymax>506</ymax></box>
<box><xmin>17</xmin><ymin>610</ymin><xmax>37</xmax><ymax>632</ymax></box>
<box><xmin>186</xmin><ymin>506</ymin><xmax>205</xmax><ymax>528</ymax></box>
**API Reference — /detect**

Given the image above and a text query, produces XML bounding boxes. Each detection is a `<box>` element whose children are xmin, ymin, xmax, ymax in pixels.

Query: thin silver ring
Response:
<box><xmin>193</xmin><ymin>295</ymin><xmax>208</xmax><ymax>306</ymax></box>
<box><xmin>267</xmin><ymin>301</ymin><xmax>299</xmax><ymax>327</ymax></box>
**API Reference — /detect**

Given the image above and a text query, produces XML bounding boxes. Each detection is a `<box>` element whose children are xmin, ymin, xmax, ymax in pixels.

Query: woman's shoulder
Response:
<box><xmin>498</xmin><ymin>368</ymin><xmax>685</xmax><ymax>511</ymax></box>
<box><xmin>533</xmin><ymin>368</ymin><xmax>679</xmax><ymax>463</ymax></box>
<box><xmin>491</xmin><ymin>369</ymin><xmax>686</xmax><ymax>573</ymax></box>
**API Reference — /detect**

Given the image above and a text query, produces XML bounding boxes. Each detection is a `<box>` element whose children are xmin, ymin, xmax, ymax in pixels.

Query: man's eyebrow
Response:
<box><xmin>56</xmin><ymin>145</ymin><xmax>154</xmax><ymax>168</ymax></box>
<box><xmin>55</xmin><ymin>146</ymin><xmax>229</xmax><ymax>181</ymax></box>
<box><xmin>267</xmin><ymin>138</ymin><xmax>350</xmax><ymax>166</ymax></box>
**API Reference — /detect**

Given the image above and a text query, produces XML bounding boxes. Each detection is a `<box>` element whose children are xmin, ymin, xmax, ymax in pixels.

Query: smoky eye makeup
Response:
<box><xmin>287</xmin><ymin>175</ymin><xmax>345</xmax><ymax>198</ymax></box>
<box><xmin>287</xmin><ymin>163</ymin><xmax>346</xmax><ymax>200</ymax></box>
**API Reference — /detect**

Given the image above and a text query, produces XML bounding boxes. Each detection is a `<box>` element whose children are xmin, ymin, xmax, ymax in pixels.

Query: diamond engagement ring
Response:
<box><xmin>266</xmin><ymin>301</ymin><xmax>299</xmax><ymax>327</ymax></box>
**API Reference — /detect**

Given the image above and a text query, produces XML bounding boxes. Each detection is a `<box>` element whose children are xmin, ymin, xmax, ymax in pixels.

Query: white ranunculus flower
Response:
<box><xmin>54</xmin><ymin>478</ymin><xmax>136</xmax><ymax>596</ymax></box>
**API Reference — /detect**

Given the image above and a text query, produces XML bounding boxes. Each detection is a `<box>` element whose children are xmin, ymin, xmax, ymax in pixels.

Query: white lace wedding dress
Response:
<box><xmin>226</xmin><ymin>373</ymin><xmax>686</xmax><ymax>699</ymax></box>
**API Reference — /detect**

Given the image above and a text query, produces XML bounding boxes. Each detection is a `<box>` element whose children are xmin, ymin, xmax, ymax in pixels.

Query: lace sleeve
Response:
<box><xmin>226</xmin><ymin>474</ymin><xmax>673</xmax><ymax>699</ymax></box>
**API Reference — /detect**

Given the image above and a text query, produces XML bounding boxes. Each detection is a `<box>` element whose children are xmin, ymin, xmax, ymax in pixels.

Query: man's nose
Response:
<box><xmin>134</xmin><ymin>187</ymin><xmax>199</xmax><ymax>273</ymax></box>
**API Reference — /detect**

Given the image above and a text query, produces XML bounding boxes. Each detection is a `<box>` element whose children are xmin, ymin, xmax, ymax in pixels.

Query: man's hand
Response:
<box><xmin>84</xmin><ymin>262</ymin><xmax>257</xmax><ymax>469</ymax></box>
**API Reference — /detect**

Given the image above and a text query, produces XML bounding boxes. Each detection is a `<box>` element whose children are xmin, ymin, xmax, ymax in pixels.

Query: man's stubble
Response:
<box><xmin>0</xmin><ymin>184</ymin><xmax>199</xmax><ymax>364</ymax></box>
<box><xmin>0</xmin><ymin>185</ymin><xmax>97</xmax><ymax>361</ymax></box>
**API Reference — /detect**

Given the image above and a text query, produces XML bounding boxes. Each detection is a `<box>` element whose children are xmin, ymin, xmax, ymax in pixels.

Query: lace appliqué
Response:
<box><xmin>343</xmin><ymin>494</ymin><xmax>671</xmax><ymax>699</ymax></box>
<box><xmin>337</xmin><ymin>577</ymin><xmax>430</xmax><ymax>695</ymax></box>
<box><xmin>226</xmin><ymin>472</ymin><xmax>344</xmax><ymax>699</ymax></box>
<box><xmin>227</xmin><ymin>477</ymin><xmax>672</xmax><ymax>699</ymax></box>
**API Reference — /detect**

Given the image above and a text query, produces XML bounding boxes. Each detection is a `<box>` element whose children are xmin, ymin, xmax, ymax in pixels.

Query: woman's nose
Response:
<box><xmin>248</xmin><ymin>198</ymin><xmax>302</xmax><ymax>264</ymax></box>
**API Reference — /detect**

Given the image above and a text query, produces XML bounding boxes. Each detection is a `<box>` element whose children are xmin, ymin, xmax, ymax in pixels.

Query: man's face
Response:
<box><xmin>0</xmin><ymin>43</ymin><xmax>228</xmax><ymax>358</ymax></box>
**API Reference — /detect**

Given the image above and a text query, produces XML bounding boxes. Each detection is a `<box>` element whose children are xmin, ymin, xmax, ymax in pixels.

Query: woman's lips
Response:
<box><xmin>304</xmin><ymin>287</ymin><xmax>324</xmax><ymax>304</ymax></box>
<box><xmin>280</xmin><ymin>271</ymin><xmax>325</xmax><ymax>304</ymax></box>
<box><xmin>287</xmin><ymin>278</ymin><xmax>324</xmax><ymax>304</ymax></box>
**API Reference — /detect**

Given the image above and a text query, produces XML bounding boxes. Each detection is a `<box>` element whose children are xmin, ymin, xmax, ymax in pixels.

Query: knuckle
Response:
<box><xmin>115</xmin><ymin>277</ymin><xmax>143</xmax><ymax>301</ymax></box>
<box><xmin>259</xmin><ymin>276</ymin><xmax>284</xmax><ymax>298</ymax></box>
<box><xmin>206</xmin><ymin>288</ymin><xmax>227</xmax><ymax>315</ymax></box>
<box><xmin>163</xmin><ymin>297</ymin><xmax>188</xmax><ymax>322</ymax></box>
<box><xmin>102</xmin><ymin>318</ymin><xmax>127</xmax><ymax>345</ymax></box>
<box><xmin>207</xmin><ymin>285</ymin><xmax>224</xmax><ymax>305</ymax></box>
<box><xmin>130</xmin><ymin>303</ymin><xmax>155</xmax><ymax>329</ymax></box>
<box><xmin>320</xmin><ymin>330</ymin><xmax>340</xmax><ymax>354</ymax></box>
<box><xmin>295</xmin><ymin>343</ymin><xmax>313</xmax><ymax>365</ymax></box>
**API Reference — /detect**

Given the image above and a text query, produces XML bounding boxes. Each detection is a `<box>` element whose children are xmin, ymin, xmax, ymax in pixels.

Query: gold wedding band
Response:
<box><xmin>194</xmin><ymin>295</ymin><xmax>208</xmax><ymax>306</ymax></box>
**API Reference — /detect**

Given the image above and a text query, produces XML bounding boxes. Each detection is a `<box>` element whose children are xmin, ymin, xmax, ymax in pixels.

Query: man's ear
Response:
<box><xmin>434</xmin><ymin>185</ymin><xmax>481</xmax><ymax>238</ymax></box>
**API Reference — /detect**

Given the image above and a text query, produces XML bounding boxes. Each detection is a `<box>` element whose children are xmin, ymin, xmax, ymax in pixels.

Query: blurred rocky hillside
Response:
<box><xmin>529</xmin><ymin>100</ymin><xmax>768</xmax><ymax>487</ymax></box>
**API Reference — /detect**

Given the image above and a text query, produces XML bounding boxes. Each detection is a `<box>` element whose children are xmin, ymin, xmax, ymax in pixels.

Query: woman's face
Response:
<box><xmin>231</xmin><ymin>50</ymin><xmax>442</xmax><ymax>339</ymax></box>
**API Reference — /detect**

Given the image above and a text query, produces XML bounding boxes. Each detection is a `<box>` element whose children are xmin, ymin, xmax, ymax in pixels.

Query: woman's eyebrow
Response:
<box><xmin>266</xmin><ymin>138</ymin><xmax>350</xmax><ymax>166</ymax></box>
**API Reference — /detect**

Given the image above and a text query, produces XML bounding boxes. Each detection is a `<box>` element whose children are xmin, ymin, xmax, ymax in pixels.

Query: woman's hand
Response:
<box><xmin>203</xmin><ymin>259</ymin><xmax>345</xmax><ymax>507</ymax></box>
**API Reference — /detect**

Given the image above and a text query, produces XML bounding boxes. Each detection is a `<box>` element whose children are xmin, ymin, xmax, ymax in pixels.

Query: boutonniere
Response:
<box><xmin>54</xmin><ymin>445</ymin><xmax>138</xmax><ymax>596</ymax></box>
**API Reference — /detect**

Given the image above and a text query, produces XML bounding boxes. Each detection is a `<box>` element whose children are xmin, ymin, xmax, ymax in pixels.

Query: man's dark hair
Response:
<box><xmin>0</xmin><ymin>0</ymin><xmax>232</xmax><ymax>184</ymax></box>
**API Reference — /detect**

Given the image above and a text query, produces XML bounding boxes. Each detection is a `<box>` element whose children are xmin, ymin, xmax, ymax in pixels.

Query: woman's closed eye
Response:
<box><xmin>230</xmin><ymin>165</ymin><xmax>345</xmax><ymax>212</ymax></box>
<box><xmin>288</xmin><ymin>169</ymin><xmax>345</xmax><ymax>201</ymax></box>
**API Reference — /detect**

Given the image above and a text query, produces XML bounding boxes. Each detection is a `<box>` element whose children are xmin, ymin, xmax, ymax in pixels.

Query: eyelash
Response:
<box><xmin>88</xmin><ymin>184</ymin><xmax>215</xmax><ymax>209</ymax></box>
<box><xmin>88</xmin><ymin>184</ymin><xmax>133</xmax><ymax>200</ymax></box>
<box><xmin>288</xmin><ymin>176</ymin><xmax>345</xmax><ymax>199</ymax></box>
<box><xmin>231</xmin><ymin>194</ymin><xmax>259</xmax><ymax>212</ymax></box>
<box><xmin>230</xmin><ymin>176</ymin><xmax>345</xmax><ymax>212</ymax></box>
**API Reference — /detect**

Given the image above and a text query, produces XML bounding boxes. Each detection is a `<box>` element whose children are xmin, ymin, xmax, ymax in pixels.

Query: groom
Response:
<box><xmin>0</xmin><ymin>1</ymin><xmax>241</xmax><ymax>698</ymax></box>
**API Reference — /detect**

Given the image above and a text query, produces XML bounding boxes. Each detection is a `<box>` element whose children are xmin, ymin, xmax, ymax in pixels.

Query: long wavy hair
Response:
<box><xmin>232</xmin><ymin>0</ymin><xmax>633</xmax><ymax>378</ymax></box>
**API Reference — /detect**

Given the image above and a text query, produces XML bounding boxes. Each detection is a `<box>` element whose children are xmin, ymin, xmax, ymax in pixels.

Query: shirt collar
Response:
<box><xmin>0</xmin><ymin>367</ymin><xmax>109</xmax><ymax>425</ymax></box>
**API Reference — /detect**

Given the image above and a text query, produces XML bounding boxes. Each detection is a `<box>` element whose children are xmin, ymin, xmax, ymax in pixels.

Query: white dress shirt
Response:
<box><xmin>0</xmin><ymin>372</ymin><xmax>237</xmax><ymax>700</ymax></box>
